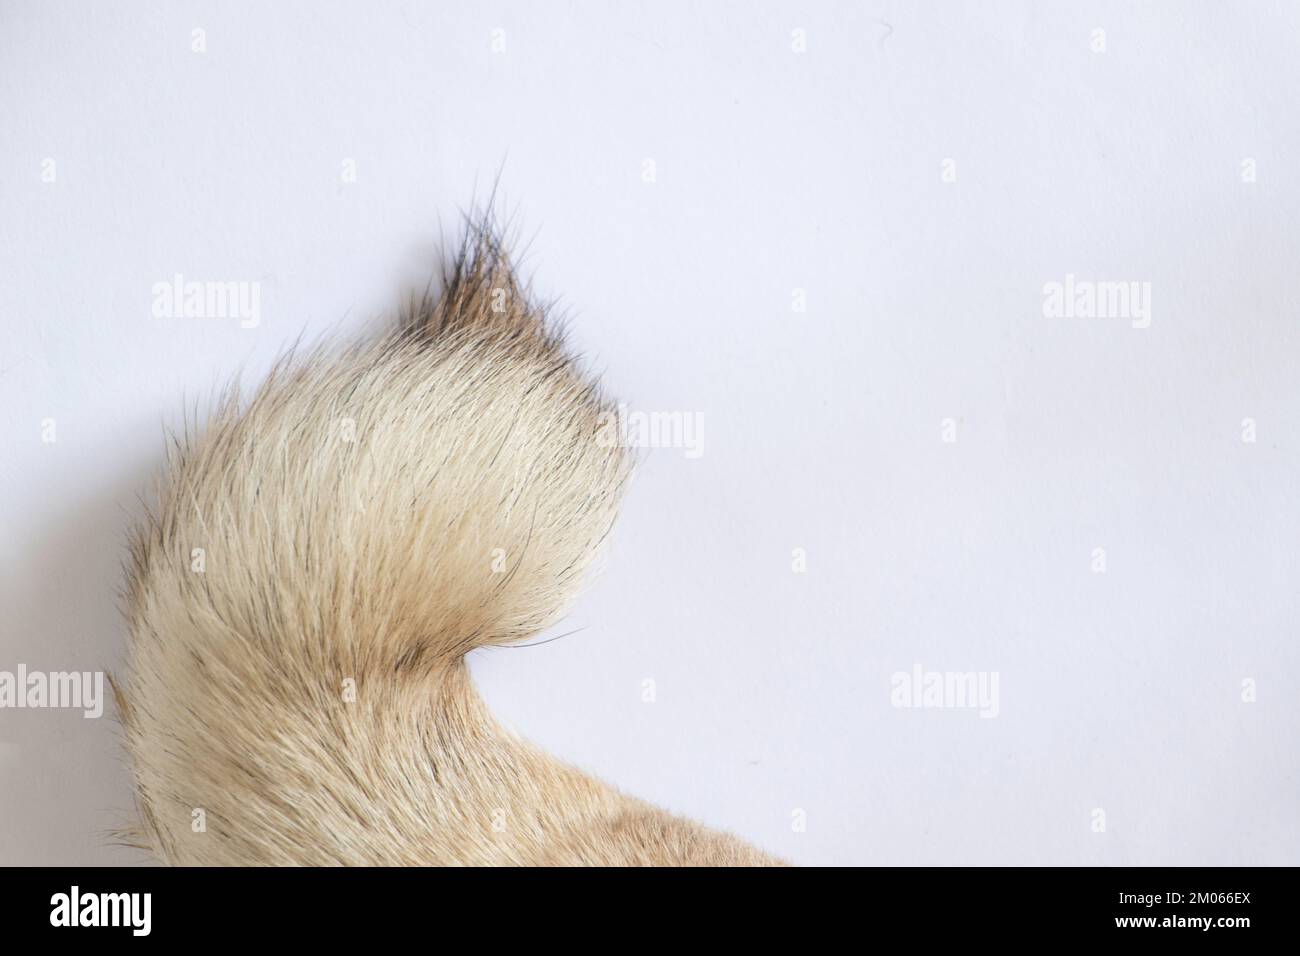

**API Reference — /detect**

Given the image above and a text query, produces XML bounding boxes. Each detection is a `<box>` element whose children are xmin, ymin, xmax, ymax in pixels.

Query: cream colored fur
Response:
<box><xmin>118</xmin><ymin>222</ymin><xmax>782</xmax><ymax>866</ymax></box>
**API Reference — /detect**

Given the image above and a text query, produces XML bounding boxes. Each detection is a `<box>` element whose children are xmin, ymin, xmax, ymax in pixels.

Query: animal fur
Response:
<box><xmin>117</xmin><ymin>219</ymin><xmax>782</xmax><ymax>866</ymax></box>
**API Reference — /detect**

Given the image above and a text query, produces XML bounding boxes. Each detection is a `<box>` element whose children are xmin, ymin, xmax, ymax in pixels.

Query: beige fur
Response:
<box><xmin>117</xmin><ymin>221</ymin><xmax>783</xmax><ymax>866</ymax></box>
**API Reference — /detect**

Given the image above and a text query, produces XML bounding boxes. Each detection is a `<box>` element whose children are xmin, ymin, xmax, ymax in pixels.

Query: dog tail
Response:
<box><xmin>118</xmin><ymin>216</ymin><xmax>632</xmax><ymax>863</ymax></box>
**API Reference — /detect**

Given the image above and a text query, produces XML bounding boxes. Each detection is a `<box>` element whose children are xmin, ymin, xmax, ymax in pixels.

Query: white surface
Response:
<box><xmin>2</xmin><ymin>1</ymin><xmax>1298</xmax><ymax>866</ymax></box>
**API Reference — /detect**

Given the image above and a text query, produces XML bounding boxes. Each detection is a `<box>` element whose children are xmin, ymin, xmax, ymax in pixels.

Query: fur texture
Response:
<box><xmin>118</xmin><ymin>221</ymin><xmax>782</xmax><ymax>866</ymax></box>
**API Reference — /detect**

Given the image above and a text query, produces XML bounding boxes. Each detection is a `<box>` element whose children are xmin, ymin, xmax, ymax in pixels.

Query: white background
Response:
<box><xmin>2</xmin><ymin>1</ymin><xmax>1298</xmax><ymax>866</ymax></box>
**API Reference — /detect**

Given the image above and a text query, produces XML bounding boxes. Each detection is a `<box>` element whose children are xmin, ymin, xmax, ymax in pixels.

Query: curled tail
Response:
<box><xmin>119</xmin><ymin>218</ymin><xmax>779</xmax><ymax>866</ymax></box>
